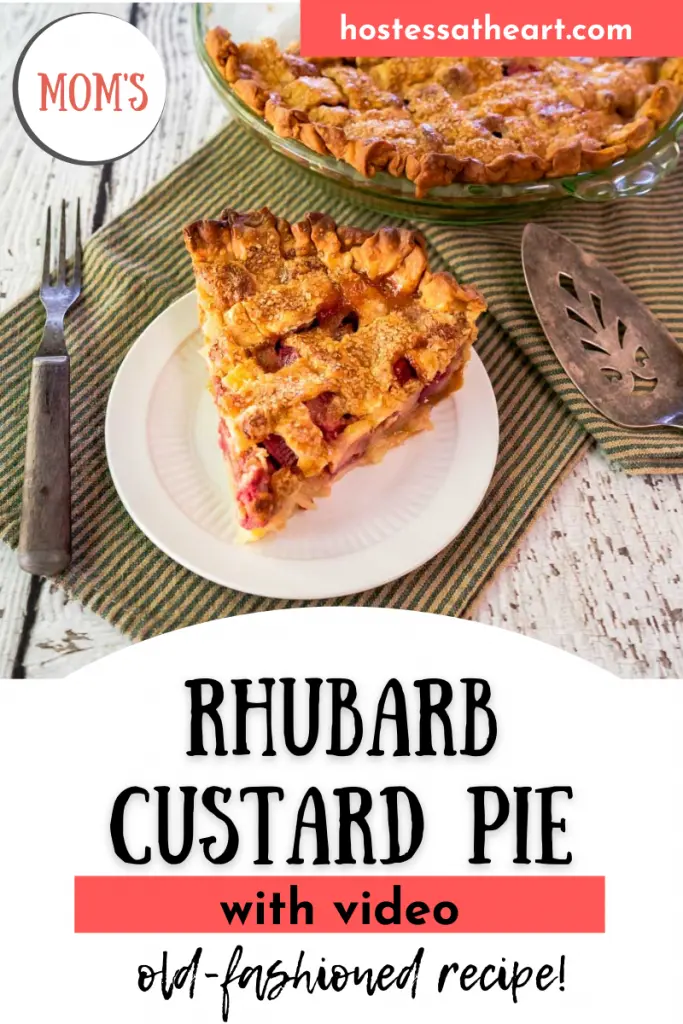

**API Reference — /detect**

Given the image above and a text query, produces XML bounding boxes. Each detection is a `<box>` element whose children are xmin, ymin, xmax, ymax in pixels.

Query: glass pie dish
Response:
<box><xmin>194</xmin><ymin>3</ymin><xmax>683</xmax><ymax>223</ymax></box>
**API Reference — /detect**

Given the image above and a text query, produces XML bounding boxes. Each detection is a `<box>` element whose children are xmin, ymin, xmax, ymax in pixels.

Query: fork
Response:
<box><xmin>18</xmin><ymin>200</ymin><xmax>82</xmax><ymax>577</ymax></box>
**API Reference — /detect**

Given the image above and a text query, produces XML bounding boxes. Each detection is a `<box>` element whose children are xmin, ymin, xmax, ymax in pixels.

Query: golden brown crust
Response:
<box><xmin>205</xmin><ymin>32</ymin><xmax>683</xmax><ymax>196</ymax></box>
<box><xmin>184</xmin><ymin>207</ymin><xmax>485</xmax><ymax>530</ymax></box>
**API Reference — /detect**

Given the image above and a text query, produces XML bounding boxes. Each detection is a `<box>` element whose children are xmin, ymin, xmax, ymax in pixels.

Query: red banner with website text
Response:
<box><xmin>300</xmin><ymin>0</ymin><xmax>681</xmax><ymax>56</ymax></box>
<box><xmin>75</xmin><ymin>875</ymin><xmax>605</xmax><ymax>933</ymax></box>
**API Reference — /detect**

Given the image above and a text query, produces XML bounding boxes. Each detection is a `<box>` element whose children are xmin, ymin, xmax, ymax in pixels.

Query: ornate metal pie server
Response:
<box><xmin>522</xmin><ymin>223</ymin><xmax>683</xmax><ymax>431</ymax></box>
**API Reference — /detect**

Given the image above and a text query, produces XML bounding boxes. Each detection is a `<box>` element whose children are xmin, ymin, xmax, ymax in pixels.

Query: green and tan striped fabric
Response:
<box><xmin>428</xmin><ymin>186</ymin><xmax>683</xmax><ymax>474</ymax></box>
<box><xmin>0</xmin><ymin>123</ymin><xmax>681</xmax><ymax>639</ymax></box>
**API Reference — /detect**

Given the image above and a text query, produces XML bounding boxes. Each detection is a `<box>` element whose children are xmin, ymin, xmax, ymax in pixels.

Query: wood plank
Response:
<box><xmin>21</xmin><ymin>582</ymin><xmax>128</xmax><ymax>678</ymax></box>
<box><xmin>472</xmin><ymin>453</ymin><xmax>683</xmax><ymax>676</ymax></box>
<box><xmin>105</xmin><ymin>3</ymin><xmax>227</xmax><ymax>218</ymax></box>
<box><xmin>0</xmin><ymin>544</ymin><xmax>31</xmax><ymax>677</ymax></box>
<box><xmin>0</xmin><ymin>3</ymin><xmax>128</xmax><ymax>309</ymax></box>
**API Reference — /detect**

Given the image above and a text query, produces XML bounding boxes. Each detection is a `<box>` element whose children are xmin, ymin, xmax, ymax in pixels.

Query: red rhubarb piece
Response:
<box><xmin>393</xmin><ymin>357</ymin><xmax>417</xmax><ymax>386</ymax></box>
<box><xmin>261</xmin><ymin>434</ymin><xmax>298</xmax><ymax>468</ymax></box>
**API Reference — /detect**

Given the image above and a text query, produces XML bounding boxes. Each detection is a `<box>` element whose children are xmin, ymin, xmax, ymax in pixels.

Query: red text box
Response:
<box><xmin>300</xmin><ymin>0</ymin><xmax>680</xmax><ymax>57</ymax></box>
<box><xmin>75</xmin><ymin>875</ymin><xmax>605</xmax><ymax>933</ymax></box>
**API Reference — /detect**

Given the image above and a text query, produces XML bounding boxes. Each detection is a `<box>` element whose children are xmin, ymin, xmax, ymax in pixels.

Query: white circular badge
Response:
<box><xmin>13</xmin><ymin>12</ymin><xmax>166</xmax><ymax>164</ymax></box>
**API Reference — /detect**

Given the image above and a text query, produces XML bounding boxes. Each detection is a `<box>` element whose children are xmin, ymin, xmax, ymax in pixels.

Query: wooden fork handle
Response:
<box><xmin>18</xmin><ymin>356</ymin><xmax>71</xmax><ymax>577</ymax></box>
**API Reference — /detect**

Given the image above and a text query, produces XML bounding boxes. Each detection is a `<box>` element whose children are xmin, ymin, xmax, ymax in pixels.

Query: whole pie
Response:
<box><xmin>184</xmin><ymin>208</ymin><xmax>485</xmax><ymax>538</ymax></box>
<box><xmin>205</xmin><ymin>31</ymin><xmax>683</xmax><ymax>196</ymax></box>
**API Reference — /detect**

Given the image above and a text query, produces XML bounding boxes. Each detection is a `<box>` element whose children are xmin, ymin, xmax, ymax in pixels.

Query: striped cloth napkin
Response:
<box><xmin>0</xmin><ymin>122</ymin><xmax>681</xmax><ymax>640</ymax></box>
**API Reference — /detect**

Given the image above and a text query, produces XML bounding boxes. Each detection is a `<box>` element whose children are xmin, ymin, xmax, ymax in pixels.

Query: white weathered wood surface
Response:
<box><xmin>0</xmin><ymin>3</ymin><xmax>681</xmax><ymax>678</ymax></box>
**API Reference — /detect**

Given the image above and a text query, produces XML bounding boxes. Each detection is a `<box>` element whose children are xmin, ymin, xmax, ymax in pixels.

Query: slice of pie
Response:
<box><xmin>184</xmin><ymin>207</ymin><xmax>485</xmax><ymax>539</ymax></box>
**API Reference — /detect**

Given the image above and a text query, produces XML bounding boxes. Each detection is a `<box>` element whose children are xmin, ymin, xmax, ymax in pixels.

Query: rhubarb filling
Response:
<box><xmin>220</xmin><ymin>351</ymin><xmax>468</xmax><ymax>538</ymax></box>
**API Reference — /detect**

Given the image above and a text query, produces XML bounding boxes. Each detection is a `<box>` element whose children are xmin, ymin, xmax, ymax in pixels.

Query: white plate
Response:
<box><xmin>105</xmin><ymin>292</ymin><xmax>499</xmax><ymax>599</ymax></box>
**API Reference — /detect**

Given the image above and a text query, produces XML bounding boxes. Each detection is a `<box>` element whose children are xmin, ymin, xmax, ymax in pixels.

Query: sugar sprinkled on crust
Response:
<box><xmin>205</xmin><ymin>32</ymin><xmax>683</xmax><ymax>196</ymax></box>
<box><xmin>184</xmin><ymin>207</ymin><xmax>485</xmax><ymax>532</ymax></box>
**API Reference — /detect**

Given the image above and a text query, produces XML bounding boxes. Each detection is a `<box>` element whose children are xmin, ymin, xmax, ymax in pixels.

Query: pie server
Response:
<box><xmin>522</xmin><ymin>223</ymin><xmax>683</xmax><ymax>431</ymax></box>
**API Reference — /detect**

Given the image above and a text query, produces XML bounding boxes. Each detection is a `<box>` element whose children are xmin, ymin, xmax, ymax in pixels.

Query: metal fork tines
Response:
<box><xmin>18</xmin><ymin>200</ymin><xmax>83</xmax><ymax>578</ymax></box>
<box><xmin>38</xmin><ymin>199</ymin><xmax>82</xmax><ymax>356</ymax></box>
